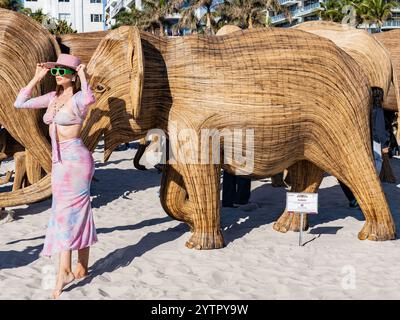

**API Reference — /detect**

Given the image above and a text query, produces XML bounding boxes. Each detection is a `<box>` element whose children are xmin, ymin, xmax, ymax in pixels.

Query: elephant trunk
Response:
<box><xmin>133</xmin><ymin>138</ymin><xmax>148</xmax><ymax>171</ymax></box>
<box><xmin>0</xmin><ymin>175</ymin><xmax>51</xmax><ymax>207</ymax></box>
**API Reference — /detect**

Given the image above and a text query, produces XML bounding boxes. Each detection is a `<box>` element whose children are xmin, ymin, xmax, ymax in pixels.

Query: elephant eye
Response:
<box><xmin>94</xmin><ymin>84</ymin><xmax>106</xmax><ymax>93</ymax></box>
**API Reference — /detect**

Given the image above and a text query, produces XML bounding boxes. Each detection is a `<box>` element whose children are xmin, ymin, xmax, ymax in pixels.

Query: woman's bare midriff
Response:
<box><xmin>50</xmin><ymin>123</ymin><xmax>82</xmax><ymax>142</ymax></box>
<box><xmin>49</xmin><ymin>96</ymin><xmax>82</xmax><ymax>142</ymax></box>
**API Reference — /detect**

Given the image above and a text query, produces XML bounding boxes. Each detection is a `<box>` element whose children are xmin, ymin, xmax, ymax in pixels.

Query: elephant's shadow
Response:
<box><xmin>221</xmin><ymin>158</ymin><xmax>400</xmax><ymax>245</ymax></box>
<box><xmin>90</xmin><ymin>165</ymin><xmax>161</xmax><ymax>209</ymax></box>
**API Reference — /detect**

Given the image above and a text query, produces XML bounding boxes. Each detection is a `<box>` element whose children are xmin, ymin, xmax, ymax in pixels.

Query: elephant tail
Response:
<box><xmin>0</xmin><ymin>174</ymin><xmax>51</xmax><ymax>207</ymax></box>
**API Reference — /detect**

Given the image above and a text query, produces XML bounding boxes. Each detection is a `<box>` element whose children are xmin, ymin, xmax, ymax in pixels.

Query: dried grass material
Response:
<box><xmin>374</xmin><ymin>30</ymin><xmax>400</xmax><ymax>145</ymax></box>
<box><xmin>0</xmin><ymin>8</ymin><xmax>60</xmax><ymax>206</ymax></box>
<box><xmin>293</xmin><ymin>21</ymin><xmax>400</xmax><ymax>113</ymax></box>
<box><xmin>374</xmin><ymin>30</ymin><xmax>400</xmax><ymax>112</ymax></box>
<box><xmin>293</xmin><ymin>21</ymin><xmax>398</xmax><ymax>184</ymax></box>
<box><xmin>84</xmin><ymin>26</ymin><xmax>396</xmax><ymax>248</ymax></box>
<box><xmin>56</xmin><ymin>30</ymin><xmax>110</xmax><ymax>65</ymax></box>
<box><xmin>216</xmin><ymin>25</ymin><xmax>242</xmax><ymax>36</ymax></box>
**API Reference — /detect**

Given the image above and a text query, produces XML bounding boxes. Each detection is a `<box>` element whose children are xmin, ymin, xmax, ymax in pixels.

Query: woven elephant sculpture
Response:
<box><xmin>82</xmin><ymin>26</ymin><xmax>396</xmax><ymax>249</ymax></box>
<box><xmin>272</xmin><ymin>21</ymin><xmax>400</xmax><ymax>233</ymax></box>
<box><xmin>295</xmin><ymin>20</ymin><xmax>400</xmax><ymax>146</ymax></box>
<box><xmin>0</xmin><ymin>9</ymin><xmax>62</xmax><ymax>207</ymax></box>
<box><xmin>374</xmin><ymin>29</ymin><xmax>400</xmax><ymax>140</ymax></box>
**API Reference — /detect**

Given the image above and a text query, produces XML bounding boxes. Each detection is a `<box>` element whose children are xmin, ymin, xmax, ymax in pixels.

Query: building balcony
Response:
<box><xmin>357</xmin><ymin>20</ymin><xmax>400</xmax><ymax>30</ymax></box>
<box><xmin>279</xmin><ymin>0</ymin><xmax>298</xmax><ymax>6</ymax></box>
<box><xmin>392</xmin><ymin>7</ymin><xmax>400</xmax><ymax>13</ymax></box>
<box><xmin>293</xmin><ymin>2</ymin><xmax>322</xmax><ymax>17</ymax></box>
<box><xmin>111</xmin><ymin>0</ymin><xmax>124</xmax><ymax>18</ymax></box>
<box><xmin>382</xmin><ymin>19</ymin><xmax>400</xmax><ymax>29</ymax></box>
<box><xmin>270</xmin><ymin>13</ymin><xmax>288</xmax><ymax>24</ymax></box>
<box><xmin>125</xmin><ymin>0</ymin><xmax>135</xmax><ymax>8</ymax></box>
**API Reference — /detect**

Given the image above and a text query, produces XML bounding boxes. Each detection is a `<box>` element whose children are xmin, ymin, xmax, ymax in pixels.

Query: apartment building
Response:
<box><xmin>268</xmin><ymin>0</ymin><xmax>400</xmax><ymax>31</ymax></box>
<box><xmin>23</xmin><ymin>0</ymin><xmax>106</xmax><ymax>32</ymax></box>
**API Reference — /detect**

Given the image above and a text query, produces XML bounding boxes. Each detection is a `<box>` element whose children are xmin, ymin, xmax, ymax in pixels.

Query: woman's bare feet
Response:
<box><xmin>52</xmin><ymin>272</ymin><xmax>75</xmax><ymax>299</ymax></box>
<box><xmin>73</xmin><ymin>264</ymin><xmax>88</xmax><ymax>279</ymax></box>
<box><xmin>74</xmin><ymin>247</ymin><xmax>90</xmax><ymax>279</ymax></box>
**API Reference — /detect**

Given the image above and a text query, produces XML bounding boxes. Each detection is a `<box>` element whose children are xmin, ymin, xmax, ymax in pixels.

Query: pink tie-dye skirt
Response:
<box><xmin>41</xmin><ymin>137</ymin><xmax>98</xmax><ymax>257</ymax></box>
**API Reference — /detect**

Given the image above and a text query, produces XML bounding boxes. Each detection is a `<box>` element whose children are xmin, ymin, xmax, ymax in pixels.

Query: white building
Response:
<box><xmin>269</xmin><ymin>0</ymin><xmax>400</xmax><ymax>31</ymax></box>
<box><xmin>23</xmin><ymin>0</ymin><xmax>107</xmax><ymax>33</ymax></box>
<box><xmin>105</xmin><ymin>0</ymin><xmax>141</xmax><ymax>28</ymax></box>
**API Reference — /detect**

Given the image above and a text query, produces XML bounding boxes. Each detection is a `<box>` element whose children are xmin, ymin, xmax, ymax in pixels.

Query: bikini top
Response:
<box><xmin>43</xmin><ymin>93</ymin><xmax>85</xmax><ymax>126</ymax></box>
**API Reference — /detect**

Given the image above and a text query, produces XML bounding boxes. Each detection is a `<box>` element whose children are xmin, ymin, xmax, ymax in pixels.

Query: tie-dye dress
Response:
<box><xmin>14</xmin><ymin>82</ymin><xmax>98</xmax><ymax>257</ymax></box>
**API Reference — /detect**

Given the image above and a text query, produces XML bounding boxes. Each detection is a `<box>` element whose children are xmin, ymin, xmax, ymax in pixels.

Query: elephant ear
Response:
<box><xmin>127</xmin><ymin>27</ymin><xmax>144</xmax><ymax>120</ymax></box>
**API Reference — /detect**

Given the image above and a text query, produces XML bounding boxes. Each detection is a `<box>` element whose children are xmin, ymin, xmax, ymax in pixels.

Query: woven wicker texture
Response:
<box><xmin>290</xmin><ymin>21</ymin><xmax>397</xmax><ymax>187</ymax></box>
<box><xmin>57</xmin><ymin>30</ymin><xmax>110</xmax><ymax>65</ymax></box>
<box><xmin>293</xmin><ymin>21</ymin><xmax>400</xmax><ymax>112</ymax></box>
<box><xmin>82</xmin><ymin>26</ymin><xmax>396</xmax><ymax>248</ymax></box>
<box><xmin>0</xmin><ymin>8</ymin><xmax>60</xmax><ymax>207</ymax></box>
<box><xmin>374</xmin><ymin>30</ymin><xmax>400</xmax><ymax>112</ymax></box>
<box><xmin>216</xmin><ymin>25</ymin><xmax>242</xmax><ymax>36</ymax></box>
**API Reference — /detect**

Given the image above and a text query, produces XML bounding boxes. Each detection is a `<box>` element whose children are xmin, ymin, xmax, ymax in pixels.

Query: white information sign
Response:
<box><xmin>286</xmin><ymin>192</ymin><xmax>318</xmax><ymax>214</ymax></box>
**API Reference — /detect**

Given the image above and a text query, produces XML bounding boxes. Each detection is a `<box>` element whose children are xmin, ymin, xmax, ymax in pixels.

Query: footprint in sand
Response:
<box><xmin>98</xmin><ymin>288</ymin><xmax>110</xmax><ymax>297</ymax></box>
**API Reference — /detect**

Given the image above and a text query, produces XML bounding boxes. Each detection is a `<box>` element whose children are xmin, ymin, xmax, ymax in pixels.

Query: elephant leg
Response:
<box><xmin>0</xmin><ymin>152</ymin><xmax>13</xmax><ymax>185</ymax></box>
<box><xmin>12</xmin><ymin>151</ymin><xmax>27</xmax><ymax>191</ymax></box>
<box><xmin>26</xmin><ymin>149</ymin><xmax>43</xmax><ymax>185</ymax></box>
<box><xmin>160</xmin><ymin>164</ymin><xmax>194</xmax><ymax>229</ymax></box>
<box><xmin>273</xmin><ymin>160</ymin><xmax>324</xmax><ymax>233</ymax></box>
<box><xmin>379</xmin><ymin>153</ymin><xmax>396</xmax><ymax>183</ymax></box>
<box><xmin>310</xmin><ymin>150</ymin><xmax>395</xmax><ymax>241</ymax></box>
<box><xmin>0</xmin><ymin>170</ymin><xmax>12</xmax><ymax>185</ymax></box>
<box><xmin>271</xmin><ymin>172</ymin><xmax>286</xmax><ymax>188</ymax></box>
<box><xmin>180</xmin><ymin>164</ymin><xmax>224</xmax><ymax>250</ymax></box>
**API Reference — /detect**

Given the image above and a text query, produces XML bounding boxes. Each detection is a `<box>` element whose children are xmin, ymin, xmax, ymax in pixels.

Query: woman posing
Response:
<box><xmin>14</xmin><ymin>54</ymin><xmax>97</xmax><ymax>299</ymax></box>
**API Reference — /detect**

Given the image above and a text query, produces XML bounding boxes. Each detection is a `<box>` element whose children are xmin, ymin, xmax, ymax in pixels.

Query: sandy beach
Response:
<box><xmin>1</xmin><ymin>139</ymin><xmax>399</xmax><ymax>300</ymax></box>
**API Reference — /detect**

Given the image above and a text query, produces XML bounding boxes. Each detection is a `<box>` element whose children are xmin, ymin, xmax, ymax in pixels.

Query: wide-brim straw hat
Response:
<box><xmin>43</xmin><ymin>53</ymin><xmax>81</xmax><ymax>70</ymax></box>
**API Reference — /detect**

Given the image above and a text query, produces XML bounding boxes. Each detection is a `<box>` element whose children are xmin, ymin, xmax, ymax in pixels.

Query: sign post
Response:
<box><xmin>286</xmin><ymin>192</ymin><xmax>318</xmax><ymax>246</ymax></box>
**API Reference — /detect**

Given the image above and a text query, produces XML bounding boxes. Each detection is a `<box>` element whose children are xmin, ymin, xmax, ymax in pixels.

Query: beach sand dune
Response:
<box><xmin>1</xmin><ymin>140</ymin><xmax>399</xmax><ymax>299</ymax></box>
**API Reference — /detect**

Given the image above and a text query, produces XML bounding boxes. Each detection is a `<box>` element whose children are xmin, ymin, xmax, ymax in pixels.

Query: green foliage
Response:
<box><xmin>20</xmin><ymin>8</ymin><xmax>77</xmax><ymax>35</ymax></box>
<box><xmin>320</xmin><ymin>0</ymin><xmax>398</xmax><ymax>30</ymax></box>
<box><xmin>0</xmin><ymin>0</ymin><xmax>22</xmax><ymax>11</ymax></box>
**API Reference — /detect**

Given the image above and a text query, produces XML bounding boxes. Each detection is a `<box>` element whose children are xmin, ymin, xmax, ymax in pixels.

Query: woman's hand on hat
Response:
<box><xmin>76</xmin><ymin>64</ymin><xmax>87</xmax><ymax>78</ymax></box>
<box><xmin>34</xmin><ymin>63</ymin><xmax>50</xmax><ymax>81</ymax></box>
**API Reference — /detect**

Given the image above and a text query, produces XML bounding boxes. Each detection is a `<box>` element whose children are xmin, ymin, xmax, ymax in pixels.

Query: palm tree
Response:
<box><xmin>359</xmin><ymin>0</ymin><xmax>398</xmax><ymax>31</ymax></box>
<box><xmin>320</xmin><ymin>0</ymin><xmax>344</xmax><ymax>22</ymax></box>
<box><xmin>113</xmin><ymin>4</ymin><xmax>147</xmax><ymax>29</ymax></box>
<box><xmin>177</xmin><ymin>6</ymin><xmax>202</xmax><ymax>33</ymax></box>
<box><xmin>50</xmin><ymin>19</ymin><xmax>76</xmax><ymax>35</ymax></box>
<box><xmin>141</xmin><ymin>0</ymin><xmax>180</xmax><ymax>36</ymax></box>
<box><xmin>177</xmin><ymin>0</ymin><xmax>221</xmax><ymax>35</ymax></box>
<box><xmin>0</xmin><ymin>0</ymin><xmax>22</xmax><ymax>11</ymax></box>
<box><xmin>216</xmin><ymin>0</ymin><xmax>282</xmax><ymax>29</ymax></box>
<box><xmin>20</xmin><ymin>8</ymin><xmax>49</xmax><ymax>25</ymax></box>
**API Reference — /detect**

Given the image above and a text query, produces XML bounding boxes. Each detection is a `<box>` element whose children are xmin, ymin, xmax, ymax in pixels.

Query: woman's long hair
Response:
<box><xmin>55</xmin><ymin>70</ymin><xmax>81</xmax><ymax>96</ymax></box>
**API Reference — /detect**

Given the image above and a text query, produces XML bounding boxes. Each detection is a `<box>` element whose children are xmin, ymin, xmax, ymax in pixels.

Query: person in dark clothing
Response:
<box><xmin>383</xmin><ymin>109</ymin><xmax>399</xmax><ymax>157</ymax></box>
<box><xmin>339</xmin><ymin>87</ymin><xmax>390</xmax><ymax>209</ymax></box>
<box><xmin>222</xmin><ymin>170</ymin><xmax>251</xmax><ymax>208</ymax></box>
